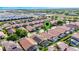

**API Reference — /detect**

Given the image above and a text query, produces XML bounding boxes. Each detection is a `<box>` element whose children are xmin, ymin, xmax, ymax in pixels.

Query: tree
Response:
<box><xmin>7</xmin><ymin>34</ymin><xmax>18</xmax><ymax>41</ymax></box>
<box><xmin>43</xmin><ymin>20</ymin><xmax>52</xmax><ymax>31</ymax></box>
<box><xmin>65</xmin><ymin>12</ymin><xmax>69</xmax><ymax>15</ymax></box>
<box><xmin>55</xmin><ymin>16</ymin><xmax>58</xmax><ymax>20</ymax></box>
<box><xmin>57</xmin><ymin>20</ymin><xmax>64</xmax><ymax>25</ymax></box>
<box><xmin>72</xmin><ymin>19</ymin><xmax>77</xmax><ymax>22</ymax></box>
<box><xmin>16</xmin><ymin>29</ymin><xmax>27</xmax><ymax>38</ymax></box>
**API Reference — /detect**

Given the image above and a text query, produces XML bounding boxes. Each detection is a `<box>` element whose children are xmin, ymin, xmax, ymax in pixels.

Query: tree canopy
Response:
<box><xmin>16</xmin><ymin>29</ymin><xmax>27</xmax><ymax>38</ymax></box>
<box><xmin>7</xmin><ymin>34</ymin><xmax>18</xmax><ymax>41</ymax></box>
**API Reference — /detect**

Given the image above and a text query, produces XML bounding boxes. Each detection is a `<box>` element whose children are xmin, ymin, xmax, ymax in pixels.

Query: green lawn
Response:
<box><xmin>39</xmin><ymin>46</ymin><xmax>48</xmax><ymax>51</ymax></box>
<box><xmin>60</xmin><ymin>34</ymin><xmax>72</xmax><ymax>42</ymax></box>
<box><xmin>0</xmin><ymin>22</ymin><xmax>4</xmax><ymax>26</ymax></box>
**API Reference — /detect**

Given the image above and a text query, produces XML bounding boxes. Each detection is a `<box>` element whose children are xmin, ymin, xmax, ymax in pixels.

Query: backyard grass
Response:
<box><xmin>60</xmin><ymin>34</ymin><xmax>72</xmax><ymax>41</ymax></box>
<box><xmin>39</xmin><ymin>46</ymin><xmax>48</xmax><ymax>51</ymax></box>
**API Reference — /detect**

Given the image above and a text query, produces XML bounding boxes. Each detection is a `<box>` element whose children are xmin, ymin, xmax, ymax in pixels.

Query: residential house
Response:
<box><xmin>12</xmin><ymin>24</ymin><xmax>22</xmax><ymax>28</ymax></box>
<box><xmin>18</xmin><ymin>37</ymin><xmax>37</xmax><ymax>51</ymax></box>
<box><xmin>66</xmin><ymin>22</ymin><xmax>76</xmax><ymax>32</ymax></box>
<box><xmin>58</xmin><ymin>25</ymin><xmax>73</xmax><ymax>35</ymax></box>
<box><xmin>26</xmin><ymin>26</ymin><xmax>35</xmax><ymax>32</ymax></box>
<box><xmin>67</xmin><ymin>47</ymin><xmax>79</xmax><ymax>51</ymax></box>
<box><xmin>0</xmin><ymin>47</ymin><xmax>3</xmax><ymax>51</ymax></box>
<box><xmin>37</xmin><ymin>25</ymin><xmax>72</xmax><ymax>42</ymax></box>
<box><xmin>2</xmin><ymin>23</ymin><xmax>11</xmax><ymax>28</ymax></box>
<box><xmin>7</xmin><ymin>28</ymin><xmax>15</xmax><ymax>34</ymax></box>
<box><xmin>75</xmin><ymin>22</ymin><xmax>79</xmax><ymax>29</ymax></box>
<box><xmin>48</xmin><ymin>42</ymin><xmax>69</xmax><ymax>51</ymax></box>
<box><xmin>48</xmin><ymin>41</ymin><xmax>79</xmax><ymax>51</ymax></box>
<box><xmin>0</xmin><ymin>28</ymin><xmax>3</xmax><ymax>31</ymax></box>
<box><xmin>35</xmin><ymin>20</ymin><xmax>41</xmax><ymax>24</ymax></box>
<box><xmin>1</xmin><ymin>41</ymin><xmax>23</xmax><ymax>51</ymax></box>
<box><xmin>33</xmin><ymin>23</ymin><xmax>43</xmax><ymax>29</ymax></box>
<box><xmin>66</xmin><ymin>22</ymin><xmax>77</xmax><ymax>29</ymax></box>
<box><xmin>31</xmin><ymin>34</ymin><xmax>49</xmax><ymax>47</ymax></box>
<box><xmin>50</xmin><ymin>20</ymin><xmax>57</xmax><ymax>25</ymax></box>
<box><xmin>48</xmin><ymin>45</ymin><xmax>58</xmax><ymax>51</ymax></box>
<box><xmin>48</xmin><ymin>27</ymin><xmax>66</xmax><ymax>42</ymax></box>
<box><xmin>40</xmin><ymin>20</ymin><xmax>44</xmax><ymax>23</ymax></box>
<box><xmin>0</xmin><ymin>32</ymin><xmax>5</xmax><ymax>39</ymax></box>
<box><xmin>57</xmin><ymin>42</ymin><xmax>69</xmax><ymax>51</ymax></box>
<box><xmin>70</xmin><ymin>32</ymin><xmax>79</xmax><ymax>46</ymax></box>
<box><xmin>10</xmin><ymin>21</ymin><xmax>16</xmax><ymax>25</ymax></box>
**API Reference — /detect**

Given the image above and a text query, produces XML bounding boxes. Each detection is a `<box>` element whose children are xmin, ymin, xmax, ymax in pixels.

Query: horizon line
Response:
<box><xmin>0</xmin><ymin>7</ymin><xmax>79</xmax><ymax>10</ymax></box>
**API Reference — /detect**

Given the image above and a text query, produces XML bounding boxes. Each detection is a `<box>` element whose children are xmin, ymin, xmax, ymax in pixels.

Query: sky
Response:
<box><xmin>0</xmin><ymin>0</ymin><xmax>79</xmax><ymax>8</ymax></box>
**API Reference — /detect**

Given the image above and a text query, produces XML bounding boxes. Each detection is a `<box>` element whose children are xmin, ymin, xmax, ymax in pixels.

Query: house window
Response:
<box><xmin>71</xmin><ymin>39</ymin><xmax>79</xmax><ymax>46</ymax></box>
<box><xmin>41</xmin><ymin>40</ymin><xmax>49</xmax><ymax>47</ymax></box>
<box><xmin>52</xmin><ymin>37</ymin><xmax>59</xmax><ymax>42</ymax></box>
<box><xmin>70</xmin><ymin>28</ymin><xmax>75</xmax><ymax>32</ymax></box>
<box><xmin>71</xmin><ymin>41</ymin><xmax>77</xmax><ymax>46</ymax></box>
<box><xmin>59</xmin><ymin>33</ymin><xmax>66</xmax><ymax>38</ymax></box>
<box><xmin>27</xmin><ymin>45</ymin><xmax>37</xmax><ymax>51</ymax></box>
<box><xmin>65</xmin><ymin>31</ymin><xmax>70</xmax><ymax>35</ymax></box>
<box><xmin>71</xmin><ymin>39</ymin><xmax>78</xmax><ymax>43</ymax></box>
<box><xmin>12</xmin><ymin>46</ymin><xmax>17</xmax><ymax>49</ymax></box>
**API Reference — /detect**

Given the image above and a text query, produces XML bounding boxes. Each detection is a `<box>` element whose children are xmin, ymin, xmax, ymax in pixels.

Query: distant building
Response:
<box><xmin>67</xmin><ymin>13</ymin><xmax>78</xmax><ymax>16</ymax></box>
<box><xmin>19</xmin><ymin>37</ymin><xmax>38</xmax><ymax>51</ymax></box>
